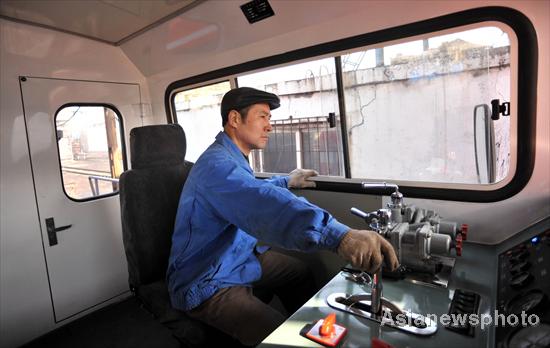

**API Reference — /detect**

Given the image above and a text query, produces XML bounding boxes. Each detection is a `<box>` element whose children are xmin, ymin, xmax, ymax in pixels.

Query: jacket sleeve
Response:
<box><xmin>199</xmin><ymin>158</ymin><xmax>348</xmax><ymax>252</ymax></box>
<box><xmin>264</xmin><ymin>175</ymin><xmax>289</xmax><ymax>188</ymax></box>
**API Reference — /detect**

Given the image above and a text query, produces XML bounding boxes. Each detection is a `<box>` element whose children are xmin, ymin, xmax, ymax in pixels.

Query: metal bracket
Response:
<box><xmin>327</xmin><ymin>292</ymin><xmax>438</xmax><ymax>336</ymax></box>
<box><xmin>491</xmin><ymin>99</ymin><xmax>510</xmax><ymax>120</ymax></box>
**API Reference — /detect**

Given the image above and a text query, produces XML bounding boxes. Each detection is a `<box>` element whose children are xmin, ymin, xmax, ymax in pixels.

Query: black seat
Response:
<box><xmin>119</xmin><ymin>124</ymin><xmax>243</xmax><ymax>347</ymax></box>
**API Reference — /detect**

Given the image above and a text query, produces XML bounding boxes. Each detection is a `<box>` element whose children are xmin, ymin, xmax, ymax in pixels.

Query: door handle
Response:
<box><xmin>46</xmin><ymin>217</ymin><xmax>72</xmax><ymax>246</ymax></box>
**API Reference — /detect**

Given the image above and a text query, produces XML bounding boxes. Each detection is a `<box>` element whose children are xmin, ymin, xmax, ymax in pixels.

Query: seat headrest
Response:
<box><xmin>130</xmin><ymin>124</ymin><xmax>186</xmax><ymax>169</ymax></box>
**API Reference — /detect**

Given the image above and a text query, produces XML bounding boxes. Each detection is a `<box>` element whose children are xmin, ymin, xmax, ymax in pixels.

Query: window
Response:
<box><xmin>55</xmin><ymin>105</ymin><xmax>125</xmax><ymax>200</ymax></box>
<box><xmin>172</xmin><ymin>26</ymin><xmax>512</xmax><ymax>184</ymax></box>
<box><xmin>341</xmin><ymin>26</ymin><xmax>511</xmax><ymax>184</ymax></box>
<box><xmin>173</xmin><ymin>81</ymin><xmax>231</xmax><ymax>162</ymax></box>
<box><xmin>166</xmin><ymin>7</ymin><xmax>536</xmax><ymax>202</ymax></box>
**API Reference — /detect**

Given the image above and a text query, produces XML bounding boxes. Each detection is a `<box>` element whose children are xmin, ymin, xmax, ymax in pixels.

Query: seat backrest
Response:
<box><xmin>119</xmin><ymin>124</ymin><xmax>193</xmax><ymax>289</ymax></box>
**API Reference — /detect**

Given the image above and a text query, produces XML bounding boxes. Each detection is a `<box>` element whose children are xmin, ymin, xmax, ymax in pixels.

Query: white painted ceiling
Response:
<box><xmin>0</xmin><ymin>0</ymin><xmax>202</xmax><ymax>45</ymax></box>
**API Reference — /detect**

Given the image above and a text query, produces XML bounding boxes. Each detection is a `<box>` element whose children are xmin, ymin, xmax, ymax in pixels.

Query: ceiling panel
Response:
<box><xmin>0</xmin><ymin>0</ymin><xmax>202</xmax><ymax>45</ymax></box>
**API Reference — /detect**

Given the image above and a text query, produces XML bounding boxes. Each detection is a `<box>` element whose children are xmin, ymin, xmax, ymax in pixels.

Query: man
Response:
<box><xmin>167</xmin><ymin>87</ymin><xmax>399</xmax><ymax>346</ymax></box>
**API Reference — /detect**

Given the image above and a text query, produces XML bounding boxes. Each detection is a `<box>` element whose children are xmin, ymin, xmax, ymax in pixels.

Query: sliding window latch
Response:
<box><xmin>491</xmin><ymin>99</ymin><xmax>510</xmax><ymax>120</ymax></box>
<box><xmin>328</xmin><ymin>112</ymin><xmax>337</xmax><ymax>128</ymax></box>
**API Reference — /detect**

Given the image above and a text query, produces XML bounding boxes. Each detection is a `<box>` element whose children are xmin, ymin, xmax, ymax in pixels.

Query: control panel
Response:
<box><xmin>496</xmin><ymin>229</ymin><xmax>550</xmax><ymax>348</ymax></box>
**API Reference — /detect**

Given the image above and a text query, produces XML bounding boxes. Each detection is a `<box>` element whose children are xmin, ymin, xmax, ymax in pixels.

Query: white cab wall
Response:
<box><xmin>0</xmin><ymin>19</ymin><xmax>147</xmax><ymax>348</ymax></box>
<box><xmin>123</xmin><ymin>0</ymin><xmax>550</xmax><ymax>244</ymax></box>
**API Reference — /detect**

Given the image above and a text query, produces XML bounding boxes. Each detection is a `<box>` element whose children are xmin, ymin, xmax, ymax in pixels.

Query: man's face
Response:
<box><xmin>234</xmin><ymin>103</ymin><xmax>272</xmax><ymax>154</ymax></box>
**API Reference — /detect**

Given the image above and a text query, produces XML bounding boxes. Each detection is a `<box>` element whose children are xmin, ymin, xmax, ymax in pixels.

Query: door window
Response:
<box><xmin>55</xmin><ymin>105</ymin><xmax>125</xmax><ymax>200</ymax></box>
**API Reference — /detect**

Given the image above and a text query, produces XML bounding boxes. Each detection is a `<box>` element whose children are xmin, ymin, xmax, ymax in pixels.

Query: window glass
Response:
<box><xmin>238</xmin><ymin>58</ymin><xmax>344</xmax><ymax>176</ymax></box>
<box><xmin>55</xmin><ymin>105</ymin><xmax>124</xmax><ymax>200</ymax></box>
<box><xmin>173</xmin><ymin>81</ymin><xmax>230</xmax><ymax>161</ymax></box>
<box><xmin>341</xmin><ymin>26</ymin><xmax>511</xmax><ymax>184</ymax></box>
<box><xmin>168</xmin><ymin>22</ymin><xmax>517</xmax><ymax>191</ymax></box>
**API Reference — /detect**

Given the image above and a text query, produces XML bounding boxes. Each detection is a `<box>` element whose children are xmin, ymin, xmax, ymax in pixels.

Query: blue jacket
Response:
<box><xmin>167</xmin><ymin>131</ymin><xmax>349</xmax><ymax>311</ymax></box>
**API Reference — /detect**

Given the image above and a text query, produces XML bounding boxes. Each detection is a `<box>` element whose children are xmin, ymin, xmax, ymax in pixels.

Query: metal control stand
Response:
<box><xmin>327</xmin><ymin>268</ymin><xmax>438</xmax><ymax>336</ymax></box>
<box><xmin>327</xmin><ymin>182</ymin><xmax>467</xmax><ymax>336</ymax></box>
<box><xmin>352</xmin><ymin>182</ymin><xmax>466</xmax><ymax>287</ymax></box>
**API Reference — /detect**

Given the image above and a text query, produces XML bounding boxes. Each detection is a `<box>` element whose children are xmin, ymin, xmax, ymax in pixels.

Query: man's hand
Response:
<box><xmin>288</xmin><ymin>168</ymin><xmax>318</xmax><ymax>188</ymax></box>
<box><xmin>337</xmin><ymin>229</ymin><xmax>399</xmax><ymax>273</ymax></box>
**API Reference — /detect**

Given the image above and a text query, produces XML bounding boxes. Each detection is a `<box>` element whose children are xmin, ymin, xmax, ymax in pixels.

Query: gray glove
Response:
<box><xmin>288</xmin><ymin>168</ymin><xmax>318</xmax><ymax>188</ymax></box>
<box><xmin>337</xmin><ymin>229</ymin><xmax>399</xmax><ymax>273</ymax></box>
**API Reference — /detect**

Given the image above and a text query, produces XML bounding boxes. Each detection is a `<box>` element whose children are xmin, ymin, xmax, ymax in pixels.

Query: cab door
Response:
<box><xmin>20</xmin><ymin>77</ymin><xmax>140</xmax><ymax>322</ymax></box>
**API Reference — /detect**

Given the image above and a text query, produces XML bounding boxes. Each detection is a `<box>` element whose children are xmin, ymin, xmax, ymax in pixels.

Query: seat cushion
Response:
<box><xmin>137</xmin><ymin>281</ymin><xmax>246</xmax><ymax>348</ymax></box>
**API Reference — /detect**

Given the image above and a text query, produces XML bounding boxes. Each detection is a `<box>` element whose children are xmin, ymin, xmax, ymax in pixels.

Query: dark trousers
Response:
<box><xmin>186</xmin><ymin>250</ymin><xmax>316</xmax><ymax>346</ymax></box>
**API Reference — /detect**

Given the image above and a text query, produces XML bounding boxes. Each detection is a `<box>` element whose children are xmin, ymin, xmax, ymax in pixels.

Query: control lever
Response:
<box><xmin>351</xmin><ymin>207</ymin><xmax>392</xmax><ymax>231</ymax></box>
<box><xmin>361</xmin><ymin>182</ymin><xmax>403</xmax><ymax>209</ymax></box>
<box><xmin>370</xmin><ymin>268</ymin><xmax>383</xmax><ymax>315</ymax></box>
<box><xmin>330</xmin><ymin>262</ymin><xmax>438</xmax><ymax>335</ymax></box>
<box><xmin>350</xmin><ymin>207</ymin><xmax>369</xmax><ymax>220</ymax></box>
<box><xmin>327</xmin><ymin>267</ymin><xmax>438</xmax><ymax>336</ymax></box>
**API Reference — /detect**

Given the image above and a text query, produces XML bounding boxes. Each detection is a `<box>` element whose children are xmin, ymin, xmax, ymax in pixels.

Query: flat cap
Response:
<box><xmin>221</xmin><ymin>87</ymin><xmax>280</xmax><ymax>124</ymax></box>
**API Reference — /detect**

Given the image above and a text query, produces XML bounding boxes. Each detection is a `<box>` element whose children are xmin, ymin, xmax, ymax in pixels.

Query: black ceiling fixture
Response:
<box><xmin>240</xmin><ymin>0</ymin><xmax>275</xmax><ymax>24</ymax></box>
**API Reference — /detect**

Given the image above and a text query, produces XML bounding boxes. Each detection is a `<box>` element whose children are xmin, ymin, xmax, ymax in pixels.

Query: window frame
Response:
<box><xmin>165</xmin><ymin>6</ymin><xmax>537</xmax><ymax>203</ymax></box>
<box><xmin>171</xmin><ymin>79</ymin><xmax>233</xmax><ymax>124</ymax></box>
<box><xmin>54</xmin><ymin>102</ymin><xmax>128</xmax><ymax>202</ymax></box>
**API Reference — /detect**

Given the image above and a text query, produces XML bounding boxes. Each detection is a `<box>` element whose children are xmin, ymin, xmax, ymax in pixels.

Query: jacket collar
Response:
<box><xmin>215</xmin><ymin>131</ymin><xmax>253</xmax><ymax>174</ymax></box>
